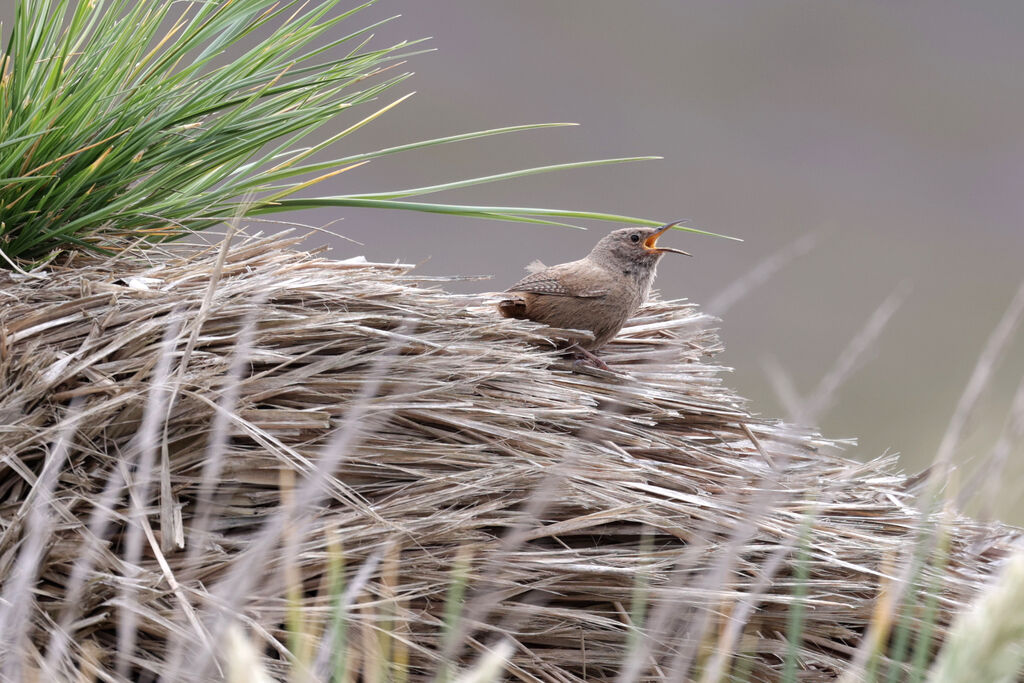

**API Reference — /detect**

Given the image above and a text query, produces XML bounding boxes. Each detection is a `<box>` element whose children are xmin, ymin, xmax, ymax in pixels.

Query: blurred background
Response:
<box><xmin>6</xmin><ymin>1</ymin><xmax>1024</xmax><ymax>516</ymax></box>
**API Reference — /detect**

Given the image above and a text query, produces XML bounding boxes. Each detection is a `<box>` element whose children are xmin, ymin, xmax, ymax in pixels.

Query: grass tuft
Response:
<box><xmin>0</xmin><ymin>0</ymin><xmax>734</xmax><ymax>266</ymax></box>
<box><xmin>0</xmin><ymin>232</ymin><xmax>1019</xmax><ymax>681</ymax></box>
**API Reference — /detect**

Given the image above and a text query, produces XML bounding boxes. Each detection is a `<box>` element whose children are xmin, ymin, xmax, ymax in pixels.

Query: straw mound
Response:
<box><xmin>0</xmin><ymin>234</ymin><xmax>1018</xmax><ymax>682</ymax></box>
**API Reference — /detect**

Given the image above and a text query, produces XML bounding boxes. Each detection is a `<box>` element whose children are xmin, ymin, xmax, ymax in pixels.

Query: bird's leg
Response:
<box><xmin>568</xmin><ymin>344</ymin><xmax>611</xmax><ymax>371</ymax></box>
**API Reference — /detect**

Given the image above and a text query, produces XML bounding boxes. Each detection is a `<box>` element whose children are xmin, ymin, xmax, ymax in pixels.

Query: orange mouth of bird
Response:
<box><xmin>644</xmin><ymin>222</ymin><xmax>692</xmax><ymax>256</ymax></box>
<box><xmin>643</xmin><ymin>227</ymin><xmax>669</xmax><ymax>250</ymax></box>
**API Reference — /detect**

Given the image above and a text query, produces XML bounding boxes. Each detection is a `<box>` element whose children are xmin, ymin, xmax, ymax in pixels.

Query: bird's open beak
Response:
<box><xmin>644</xmin><ymin>221</ymin><xmax>692</xmax><ymax>256</ymax></box>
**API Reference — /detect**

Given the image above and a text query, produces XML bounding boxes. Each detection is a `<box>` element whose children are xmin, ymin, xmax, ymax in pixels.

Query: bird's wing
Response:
<box><xmin>505</xmin><ymin>261</ymin><xmax>609</xmax><ymax>298</ymax></box>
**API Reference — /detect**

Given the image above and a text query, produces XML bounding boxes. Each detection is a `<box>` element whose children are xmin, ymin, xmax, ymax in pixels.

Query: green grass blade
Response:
<box><xmin>345</xmin><ymin>157</ymin><xmax>663</xmax><ymax>200</ymax></box>
<box><xmin>782</xmin><ymin>508</ymin><xmax>816</xmax><ymax>683</ymax></box>
<box><xmin>909</xmin><ymin>523</ymin><xmax>952</xmax><ymax>683</ymax></box>
<box><xmin>266</xmin><ymin>198</ymin><xmax>741</xmax><ymax>239</ymax></box>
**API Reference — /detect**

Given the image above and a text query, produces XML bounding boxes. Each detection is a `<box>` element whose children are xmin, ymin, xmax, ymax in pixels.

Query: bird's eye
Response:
<box><xmin>630</xmin><ymin>233</ymin><xmax>640</xmax><ymax>243</ymax></box>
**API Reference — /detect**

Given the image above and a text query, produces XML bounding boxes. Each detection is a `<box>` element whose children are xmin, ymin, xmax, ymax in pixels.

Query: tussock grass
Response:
<box><xmin>0</xmin><ymin>0</ymin><xmax>736</xmax><ymax>268</ymax></box>
<box><xmin>0</xmin><ymin>232</ymin><xmax>1020</xmax><ymax>681</ymax></box>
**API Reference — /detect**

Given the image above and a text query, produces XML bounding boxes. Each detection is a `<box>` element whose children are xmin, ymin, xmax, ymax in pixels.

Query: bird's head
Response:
<box><xmin>591</xmin><ymin>221</ymin><xmax>692</xmax><ymax>268</ymax></box>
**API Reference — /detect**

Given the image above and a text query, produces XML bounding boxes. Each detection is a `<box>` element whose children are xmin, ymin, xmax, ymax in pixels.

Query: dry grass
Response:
<box><xmin>0</xmin><ymin>232</ymin><xmax>1020</xmax><ymax>681</ymax></box>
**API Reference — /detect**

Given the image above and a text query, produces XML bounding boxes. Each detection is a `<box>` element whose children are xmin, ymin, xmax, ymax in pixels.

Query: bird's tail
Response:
<box><xmin>497</xmin><ymin>296</ymin><xmax>528</xmax><ymax>319</ymax></box>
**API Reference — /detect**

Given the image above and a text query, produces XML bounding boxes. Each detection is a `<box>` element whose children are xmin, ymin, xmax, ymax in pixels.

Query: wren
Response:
<box><xmin>498</xmin><ymin>222</ymin><xmax>690</xmax><ymax>367</ymax></box>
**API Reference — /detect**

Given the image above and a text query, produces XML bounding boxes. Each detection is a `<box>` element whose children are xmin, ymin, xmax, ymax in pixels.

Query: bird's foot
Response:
<box><xmin>569</xmin><ymin>344</ymin><xmax>611</xmax><ymax>371</ymax></box>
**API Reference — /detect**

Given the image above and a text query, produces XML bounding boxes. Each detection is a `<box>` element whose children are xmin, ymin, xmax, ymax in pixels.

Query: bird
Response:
<box><xmin>498</xmin><ymin>221</ymin><xmax>690</xmax><ymax>368</ymax></box>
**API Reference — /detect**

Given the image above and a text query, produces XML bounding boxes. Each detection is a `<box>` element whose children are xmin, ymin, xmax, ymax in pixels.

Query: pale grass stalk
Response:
<box><xmin>432</xmin><ymin>465</ymin><xmax>570</xmax><ymax>669</ymax></box>
<box><xmin>615</xmin><ymin>487</ymin><xmax>745</xmax><ymax>682</ymax></box>
<box><xmin>837</xmin><ymin>509</ymin><xmax>951</xmax><ymax>683</ymax></box>
<box><xmin>437</xmin><ymin>352</ymin><xmax>661</xmax><ymax>672</ymax></box>
<box><xmin>116</xmin><ymin>316</ymin><xmax>181</xmax><ymax>678</ymax></box>
<box><xmin>662</xmin><ymin>503</ymin><xmax>780</xmax><ymax>682</ymax></box>
<box><xmin>0</xmin><ymin>400</ymin><xmax>82</xmax><ymax>681</ymax></box>
<box><xmin>175</xmin><ymin>326</ymin><xmax>408</xmax><ymax>680</ymax></box>
<box><xmin>799</xmin><ymin>282</ymin><xmax>910</xmax><ymax>425</ymax></box>
<box><xmin>706</xmin><ymin>231</ymin><xmax>820</xmax><ymax>316</ymax></box>
<box><xmin>928</xmin><ymin>281</ymin><xmax>1024</xmax><ymax>485</ymax></box>
<box><xmin>624</xmin><ymin>528</ymin><xmax>655</xmax><ymax>658</ymax></box>
<box><xmin>958</xmin><ymin>373</ymin><xmax>1024</xmax><ymax>518</ymax></box>
<box><xmin>452</xmin><ymin>640</ymin><xmax>514</xmax><ymax>683</ymax></box>
<box><xmin>441</xmin><ymin>344</ymin><xmax>694</xmax><ymax>677</ymax></box>
<box><xmin>116</xmin><ymin>454</ymin><xmax>213</xmax><ymax>673</ymax></box>
<box><xmin>423</xmin><ymin>352</ymin><xmax>655</xmax><ymax>678</ymax></box>
<box><xmin>765</xmin><ymin>282</ymin><xmax>909</xmax><ymax>427</ymax></box>
<box><xmin>783</xmin><ymin>509</ymin><xmax>817</xmax><ymax>683</ymax></box>
<box><xmin>381</xmin><ymin>544</ymin><xmax>409</xmax><ymax>683</ymax></box>
<box><xmin>176</xmin><ymin>409</ymin><xmax>399</xmax><ymax>679</ymax></box>
<box><xmin>176</xmin><ymin>212</ymin><xmax>239</xmax><ymax>376</ymax></box>
<box><xmin>185</xmin><ymin>291</ymin><xmax>263</xmax><ymax>560</ymax></box>
<box><xmin>762</xmin><ymin>354</ymin><xmax>805</xmax><ymax>420</ymax></box>
<box><xmin>320</xmin><ymin>531</ymin><xmax>349</xmax><ymax>682</ymax></box>
<box><xmin>312</xmin><ymin>548</ymin><xmax>386</xmax><ymax>679</ymax></box>
<box><xmin>0</xmin><ymin>245</ymin><xmax>49</xmax><ymax>277</ymax></box>
<box><xmin>616</xmin><ymin>456</ymin><xmax>783</xmax><ymax>682</ymax></box>
<box><xmin>360</xmin><ymin>594</ymin><xmax>384</xmax><ymax>683</ymax></box>
<box><xmin>908</xmin><ymin>525</ymin><xmax>953</xmax><ymax>683</ymax></box>
<box><xmin>613</xmin><ymin>601</ymin><xmax>666</xmax><ymax>680</ymax></box>
<box><xmin>282</xmin><ymin>468</ymin><xmax>313</xmax><ymax>683</ymax></box>
<box><xmin>160</xmin><ymin>212</ymin><xmax>243</xmax><ymax>553</ymax></box>
<box><xmin>42</xmin><ymin>423</ymin><xmax>153</xmax><ymax>673</ymax></box>
<box><xmin>661</xmin><ymin>454</ymin><xmax>814</xmax><ymax>681</ymax></box>
<box><xmin>927</xmin><ymin>551</ymin><xmax>1024</xmax><ymax>683</ymax></box>
<box><xmin>226</xmin><ymin>624</ymin><xmax>276</xmax><ymax>683</ymax></box>
<box><xmin>698</xmin><ymin>540</ymin><xmax>796</xmax><ymax>683</ymax></box>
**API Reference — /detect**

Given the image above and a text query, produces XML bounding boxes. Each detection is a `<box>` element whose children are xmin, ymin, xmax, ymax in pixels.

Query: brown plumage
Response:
<box><xmin>498</xmin><ymin>222</ymin><xmax>690</xmax><ymax>356</ymax></box>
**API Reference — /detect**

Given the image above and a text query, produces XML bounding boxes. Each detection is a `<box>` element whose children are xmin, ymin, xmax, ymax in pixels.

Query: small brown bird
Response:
<box><xmin>498</xmin><ymin>221</ymin><xmax>690</xmax><ymax>367</ymax></box>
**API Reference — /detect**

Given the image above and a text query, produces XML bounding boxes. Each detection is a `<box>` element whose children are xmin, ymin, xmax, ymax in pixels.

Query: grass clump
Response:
<box><xmin>0</xmin><ymin>0</ymin><xmax>737</xmax><ymax>267</ymax></box>
<box><xmin>0</xmin><ymin>233</ymin><xmax>1020</xmax><ymax>681</ymax></box>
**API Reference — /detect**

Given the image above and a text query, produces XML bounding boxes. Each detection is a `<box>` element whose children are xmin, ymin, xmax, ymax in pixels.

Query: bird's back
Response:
<box><xmin>498</xmin><ymin>259</ymin><xmax>645</xmax><ymax>349</ymax></box>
